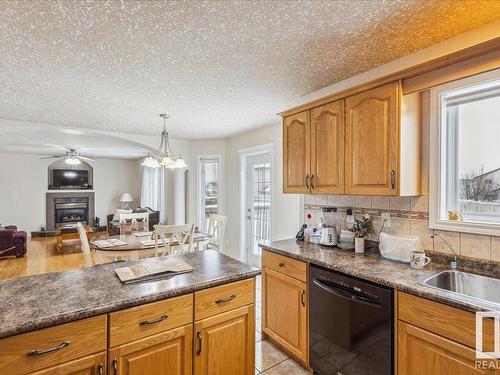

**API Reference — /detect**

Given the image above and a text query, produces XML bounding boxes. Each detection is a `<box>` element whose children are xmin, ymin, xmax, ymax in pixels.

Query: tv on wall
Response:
<box><xmin>53</xmin><ymin>169</ymin><xmax>89</xmax><ymax>188</ymax></box>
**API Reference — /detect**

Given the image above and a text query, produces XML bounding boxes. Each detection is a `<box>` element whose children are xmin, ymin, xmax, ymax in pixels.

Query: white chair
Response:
<box><xmin>206</xmin><ymin>214</ymin><xmax>227</xmax><ymax>252</ymax></box>
<box><xmin>76</xmin><ymin>222</ymin><xmax>93</xmax><ymax>268</ymax></box>
<box><xmin>153</xmin><ymin>224</ymin><xmax>195</xmax><ymax>255</ymax></box>
<box><xmin>119</xmin><ymin>213</ymin><xmax>149</xmax><ymax>234</ymax></box>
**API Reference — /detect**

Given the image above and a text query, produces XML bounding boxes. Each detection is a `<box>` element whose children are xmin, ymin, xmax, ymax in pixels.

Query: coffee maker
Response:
<box><xmin>320</xmin><ymin>207</ymin><xmax>339</xmax><ymax>246</ymax></box>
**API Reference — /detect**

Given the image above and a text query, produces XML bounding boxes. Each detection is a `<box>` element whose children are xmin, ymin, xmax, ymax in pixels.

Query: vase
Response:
<box><xmin>354</xmin><ymin>237</ymin><xmax>365</xmax><ymax>254</ymax></box>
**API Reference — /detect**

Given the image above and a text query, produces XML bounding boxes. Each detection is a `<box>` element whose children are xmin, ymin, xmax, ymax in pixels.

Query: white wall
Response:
<box><xmin>0</xmin><ymin>152</ymin><xmax>141</xmax><ymax>233</ymax></box>
<box><xmin>224</xmin><ymin>123</ymin><xmax>300</xmax><ymax>258</ymax></box>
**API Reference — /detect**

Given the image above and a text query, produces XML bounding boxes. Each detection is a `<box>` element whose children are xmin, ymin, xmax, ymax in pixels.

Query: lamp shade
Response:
<box><xmin>119</xmin><ymin>193</ymin><xmax>134</xmax><ymax>203</ymax></box>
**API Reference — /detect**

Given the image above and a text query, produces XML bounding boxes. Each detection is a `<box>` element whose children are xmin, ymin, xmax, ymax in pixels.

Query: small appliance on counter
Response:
<box><xmin>320</xmin><ymin>207</ymin><xmax>339</xmax><ymax>246</ymax></box>
<box><xmin>295</xmin><ymin>224</ymin><xmax>307</xmax><ymax>241</ymax></box>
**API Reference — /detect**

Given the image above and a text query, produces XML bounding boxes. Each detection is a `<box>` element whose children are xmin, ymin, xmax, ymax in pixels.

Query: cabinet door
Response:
<box><xmin>262</xmin><ymin>267</ymin><xmax>307</xmax><ymax>364</ymax></box>
<box><xmin>109</xmin><ymin>324</ymin><xmax>193</xmax><ymax>375</ymax></box>
<box><xmin>283</xmin><ymin>111</ymin><xmax>310</xmax><ymax>193</ymax></box>
<box><xmin>30</xmin><ymin>352</ymin><xmax>106</xmax><ymax>375</ymax></box>
<box><xmin>398</xmin><ymin>321</ymin><xmax>497</xmax><ymax>375</ymax></box>
<box><xmin>194</xmin><ymin>305</ymin><xmax>255</xmax><ymax>375</ymax></box>
<box><xmin>310</xmin><ymin>100</ymin><xmax>344</xmax><ymax>194</ymax></box>
<box><xmin>345</xmin><ymin>82</ymin><xmax>399</xmax><ymax>195</ymax></box>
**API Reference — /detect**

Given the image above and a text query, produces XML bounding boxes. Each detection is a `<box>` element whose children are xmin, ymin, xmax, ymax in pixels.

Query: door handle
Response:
<box><xmin>196</xmin><ymin>331</ymin><xmax>202</xmax><ymax>355</ymax></box>
<box><xmin>215</xmin><ymin>294</ymin><xmax>236</xmax><ymax>304</ymax></box>
<box><xmin>97</xmin><ymin>362</ymin><xmax>104</xmax><ymax>375</ymax></box>
<box><xmin>301</xmin><ymin>290</ymin><xmax>306</xmax><ymax>307</ymax></box>
<box><xmin>390</xmin><ymin>170</ymin><xmax>396</xmax><ymax>190</ymax></box>
<box><xmin>305</xmin><ymin>174</ymin><xmax>310</xmax><ymax>189</ymax></box>
<box><xmin>311</xmin><ymin>174</ymin><xmax>315</xmax><ymax>189</ymax></box>
<box><xmin>112</xmin><ymin>358</ymin><xmax>118</xmax><ymax>375</ymax></box>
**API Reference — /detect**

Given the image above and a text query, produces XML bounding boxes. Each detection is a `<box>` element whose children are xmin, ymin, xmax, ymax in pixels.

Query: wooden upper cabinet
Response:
<box><xmin>283</xmin><ymin>111</ymin><xmax>310</xmax><ymax>193</ymax></box>
<box><xmin>345</xmin><ymin>82</ymin><xmax>399</xmax><ymax>195</ymax></box>
<box><xmin>310</xmin><ymin>100</ymin><xmax>344</xmax><ymax>194</ymax></box>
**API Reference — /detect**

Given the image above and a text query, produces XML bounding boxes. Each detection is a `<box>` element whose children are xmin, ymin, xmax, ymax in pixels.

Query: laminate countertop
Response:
<box><xmin>260</xmin><ymin>239</ymin><xmax>500</xmax><ymax>314</ymax></box>
<box><xmin>0</xmin><ymin>250</ymin><xmax>260</xmax><ymax>339</ymax></box>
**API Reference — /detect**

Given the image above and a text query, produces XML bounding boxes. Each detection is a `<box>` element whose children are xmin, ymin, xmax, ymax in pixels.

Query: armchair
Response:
<box><xmin>0</xmin><ymin>225</ymin><xmax>27</xmax><ymax>258</ymax></box>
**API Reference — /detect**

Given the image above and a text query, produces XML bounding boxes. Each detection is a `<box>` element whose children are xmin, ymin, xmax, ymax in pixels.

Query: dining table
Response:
<box><xmin>90</xmin><ymin>231</ymin><xmax>212</xmax><ymax>262</ymax></box>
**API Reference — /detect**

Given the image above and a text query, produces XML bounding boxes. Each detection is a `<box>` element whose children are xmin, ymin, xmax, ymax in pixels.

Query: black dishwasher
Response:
<box><xmin>309</xmin><ymin>265</ymin><xmax>393</xmax><ymax>375</ymax></box>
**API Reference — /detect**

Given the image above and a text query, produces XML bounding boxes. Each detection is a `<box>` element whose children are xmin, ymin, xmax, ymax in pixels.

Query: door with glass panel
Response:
<box><xmin>198</xmin><ymin>156</ymin><xmax>221</xmax><ymax>232</ymax></box>
<box><xmin>246</xmin><ymin>153</ymin><xmax>272</xmax><ymax>267</ymax></box>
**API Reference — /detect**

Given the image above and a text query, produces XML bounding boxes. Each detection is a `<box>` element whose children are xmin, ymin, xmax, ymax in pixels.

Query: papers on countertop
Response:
<box><xmin>115</xmin><ymin>258</ymin><xmax>193</xmax><ymax>283</ymax></box>
<box><xmin>91</xmin><ymin>239</ymin><xmax>128</xmax><ymax>248</ymax></box>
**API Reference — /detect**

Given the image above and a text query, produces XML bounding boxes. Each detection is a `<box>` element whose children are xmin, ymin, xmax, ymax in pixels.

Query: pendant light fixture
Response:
<box><xmin>141</xmin><ymin>114</ymin><xmax>187</xmax><ymax>169</ymax></box>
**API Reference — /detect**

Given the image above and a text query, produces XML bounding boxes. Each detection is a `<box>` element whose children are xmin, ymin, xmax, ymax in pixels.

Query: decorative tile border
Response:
<box><xmin>304</xmin><ymin>203</ymin><xmax>429</xmax><ymax>221</ymax></box>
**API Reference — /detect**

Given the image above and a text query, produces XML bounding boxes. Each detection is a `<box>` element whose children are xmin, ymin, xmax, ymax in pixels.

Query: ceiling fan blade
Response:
<box><xmin>40</xmin><ymin>155</ymin><xmax>64</xmax><ymax>159</ymax></box>
<box><xmin>78</xmin><ymin>156</ymin><xmax>97</xmax><ymax>162</ymax></box>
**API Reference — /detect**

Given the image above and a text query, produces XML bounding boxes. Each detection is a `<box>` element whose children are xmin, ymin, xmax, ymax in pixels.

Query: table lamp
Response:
<box><xmin>119</xmin><ymin>193</ymin><xmax>134</xmax><ymax>209</ymax></box>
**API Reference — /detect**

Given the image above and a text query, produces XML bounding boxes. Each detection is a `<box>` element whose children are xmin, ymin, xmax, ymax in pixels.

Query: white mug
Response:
<box><xmin>410</xmin><ymin>251</ymin><xmax>430</xmax><ymax>269</ymax></box>
<box><xmin>410</xmin><ymin>251</ymin><xmax>431</xmax><ymax>270</ymax></box>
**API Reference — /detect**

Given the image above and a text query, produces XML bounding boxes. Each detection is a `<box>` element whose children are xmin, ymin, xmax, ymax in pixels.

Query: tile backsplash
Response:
<box><xmin>303</xmin><ymin>194</ymin><xmax>499</xmax><ymax>263</ymax></box>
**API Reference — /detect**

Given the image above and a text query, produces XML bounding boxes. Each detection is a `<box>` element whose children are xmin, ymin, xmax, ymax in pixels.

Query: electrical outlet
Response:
<box><xmin>381</xmin><ymin>212</ymin><xmax>391</xmax><ymax>228</ymax></box>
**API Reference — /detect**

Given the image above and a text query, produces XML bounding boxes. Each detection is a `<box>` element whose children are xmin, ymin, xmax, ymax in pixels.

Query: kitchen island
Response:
<box><xmin>0</xmin><ymin>250</ymin><xmax>260</xmax><ymax>374</ymax></box>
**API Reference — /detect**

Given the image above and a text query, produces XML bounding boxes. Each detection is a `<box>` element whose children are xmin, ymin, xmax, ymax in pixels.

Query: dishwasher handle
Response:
<box><xmin>312</xmin><ymin>278</ymin><xmax>382</xmax><ymax>308</ymax></box>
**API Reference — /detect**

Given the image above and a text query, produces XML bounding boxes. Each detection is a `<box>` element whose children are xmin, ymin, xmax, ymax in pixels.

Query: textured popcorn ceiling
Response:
<box><xmin>1</xmin><ymin>1</ymin><xmax>500</xmax><ymax>140</ymax></box>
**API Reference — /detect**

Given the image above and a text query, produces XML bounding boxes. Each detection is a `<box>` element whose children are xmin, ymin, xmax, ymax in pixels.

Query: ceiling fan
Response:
<box><xmin>40</xmin><ymin>148</ymin><xmax>96</xmax><ymax>166</ymax></box>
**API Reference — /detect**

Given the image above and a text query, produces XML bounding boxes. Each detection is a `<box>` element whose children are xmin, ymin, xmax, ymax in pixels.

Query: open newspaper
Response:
<box><xmin>115</xmin><ymin>258</ymin><xmax>193</xmax><ymax>284</ymax></box>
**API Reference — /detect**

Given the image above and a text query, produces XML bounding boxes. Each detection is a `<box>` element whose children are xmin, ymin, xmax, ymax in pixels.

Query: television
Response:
<box><xmin>53</xmin><ymin>169</ymin><xmax>89</xmax><ymax>188</ymax></box>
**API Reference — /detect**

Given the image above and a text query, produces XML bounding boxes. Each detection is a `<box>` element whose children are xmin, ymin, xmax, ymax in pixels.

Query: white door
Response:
<box><xmin>245</xmin><ymin>153</ymin><xmax>272</xmax><ymax>267</ymax></box>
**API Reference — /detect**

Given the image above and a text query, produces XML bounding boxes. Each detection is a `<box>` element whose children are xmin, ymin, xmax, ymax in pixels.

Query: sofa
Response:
<box><xmin>0</xmin><ymin>225</ymin><xmax>28</xmax><ymax>258</ymax></box>
<box><xmin>107</xmin><ymin>207</ymin><xmax>160</xmax><ymax>236</ymax></box>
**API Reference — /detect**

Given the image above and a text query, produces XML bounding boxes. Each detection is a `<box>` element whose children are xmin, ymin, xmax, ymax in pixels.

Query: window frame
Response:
<box><xmin>429</xmin><ymin>68</ymin><xmax>500</xmax><ymax>236</ymax></box>
<box><xmin>196</xmin><ymin>154</ymin><xmax>224</xmax><ymax>231</ymax></box>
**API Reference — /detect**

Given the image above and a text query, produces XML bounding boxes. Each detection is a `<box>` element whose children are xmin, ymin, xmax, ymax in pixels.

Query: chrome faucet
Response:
<box><xmin>431</xmin><ymin>233</ymin><xmax>458</xmax><ymax>270</ymax></box>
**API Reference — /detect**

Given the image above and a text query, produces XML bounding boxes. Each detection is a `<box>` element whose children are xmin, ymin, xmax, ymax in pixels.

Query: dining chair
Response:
<box><xmin>119</xmin><ymin>213</ymin><xmax>149</xmax><ymax>234</ymax></box>
<box><xmin>153</xmin><ymin>224</ymin><xmax>195</xmax><ymax>255</ymax></box>
<box><xmin>206</xmin><ymin>214</ymin><xmax>227</xmax><ymax>252</ymax></box>
<box><xmin>76</xmin><ymin>222</ymin><xmax>94</xmax><ymax>268</ymax></box>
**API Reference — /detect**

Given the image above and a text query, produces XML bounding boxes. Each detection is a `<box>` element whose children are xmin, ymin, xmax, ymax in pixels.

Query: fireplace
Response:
<box><xmin>46</xmin><ymin>192</ymin><xmax>95</xmax><ymax>230</ymax></box>
<box><xmin>54</xmin><ymin>197</ymin><xmax>89</xmax><ymax>226</ymax></box>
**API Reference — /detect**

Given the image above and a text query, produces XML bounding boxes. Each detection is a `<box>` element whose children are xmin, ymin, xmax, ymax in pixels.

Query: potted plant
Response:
<box><xmin>352</xmin><ymin>215</ymin><xmax>373</xmax><ymax>254</ymax></box>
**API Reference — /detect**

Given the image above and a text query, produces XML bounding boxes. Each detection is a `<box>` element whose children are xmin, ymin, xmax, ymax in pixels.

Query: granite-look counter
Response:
<box><xmin>260</xmin><ymin>239</ymin><xmax>500</xmax><ymax>314</ymax></box>
<box><xmin>0</xmin><ymin>250</ymin><xmax>260</xmax><ymax>339</ymax></box>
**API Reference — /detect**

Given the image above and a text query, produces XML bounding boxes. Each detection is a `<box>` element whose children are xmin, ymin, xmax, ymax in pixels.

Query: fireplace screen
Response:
<box><xmin>54</xmin><ymin>197</ymin><xmax>89</xmax><ymax>226</ymax></box>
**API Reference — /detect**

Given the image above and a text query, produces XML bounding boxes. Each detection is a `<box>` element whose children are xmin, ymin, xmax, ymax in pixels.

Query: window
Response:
<box><xmin>430</xmin><ymin>70</ymin><xmax>500</xmax><ymax>235</ymax></box>
<box><xmin>197</xmin><ymin>155</ymin><xmax>222</xmax><ymax>231</ymax></box>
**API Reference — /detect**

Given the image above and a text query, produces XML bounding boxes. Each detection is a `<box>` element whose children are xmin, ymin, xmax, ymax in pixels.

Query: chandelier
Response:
<box><xmin>142</xmin><ymin>114</ymin><xmax>187</xmax><ymax>169</ymax></box>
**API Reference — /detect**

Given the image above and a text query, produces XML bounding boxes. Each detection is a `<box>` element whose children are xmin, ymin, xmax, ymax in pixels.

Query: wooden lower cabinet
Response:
<box><xmin>398</xmin><ymin>321</ymin><xmax>497</xmax><ymax>374</ymax></box>
<box><xmin>194</xmin><ymin>305</ymin><xmax>255</xmax><ymax>375</ymax></box>
<box><xmin>30</xmin><ymin>352</ymin><xmax>106</xmax><ymax>375</ymax></box>
<box><xmin>109</xmin><ymin>324</ymin><xmax>193</xmax><ymax>375</ymax></box>
<box><xmin>261</xmin><ymin>267</ymin><xmax>307</xmax><ymax>365</ymax></box>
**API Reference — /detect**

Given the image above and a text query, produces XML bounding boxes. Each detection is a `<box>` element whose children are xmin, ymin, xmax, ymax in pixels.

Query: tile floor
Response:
<box><xmin>254</xmin><ymin>275</ymin><xmax>310</xmax><ymax>375</ymax></box>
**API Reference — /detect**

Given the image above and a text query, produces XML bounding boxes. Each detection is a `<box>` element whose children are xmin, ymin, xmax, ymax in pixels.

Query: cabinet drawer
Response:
<box><xmin>262</xmin><ymin>250</ymin><xmax>307</xmax><ymax>282</ymax></box>
<box><xmin>0</xmin><ymin>315</ymin><xmax>106</xmax><ymax>375</ymax></box>
<box><xmin>195</xmin><ymin>278</ymin><xmax>255</xmax><ymax>320</ymax></box>
<box><xmin>398</xmin><ymin>291</ymin><xmax>496</xmax><ymax>350</ymax></box>
<box><xmin>109</xmin><ymin>294</ymin><xmax>193</xmax><ymax>347</ymax></box>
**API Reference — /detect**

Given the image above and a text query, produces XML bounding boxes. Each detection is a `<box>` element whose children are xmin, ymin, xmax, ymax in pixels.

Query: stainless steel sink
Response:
<box><xmin>422</xmin><ymin>270</ymin><xmax>500</xmax><ymax>307</ymax></box>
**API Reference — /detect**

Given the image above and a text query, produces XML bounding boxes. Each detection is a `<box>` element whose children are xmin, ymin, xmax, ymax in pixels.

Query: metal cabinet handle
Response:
<box><xmin>139</xmin><ymin>314</ymin><xmax>168</xmax><ymax>325</ymax></box>
<box><xmin>301</xmin><ymin>290</ymin><xmax>306</xmax><ymax>307</ymax></box>
<box><xmin>197</xmin><ymin>331</ymin><xmax>202</xmax><ymax>355</ymax></box>
<box><xmin>112</xmin><ymin>358</ymin><xmax>118</xmax><ymax>375</ymax></box>
<box><xmin>27</xmin><ymin>341</ymin><xmax>70</xmax><ymax>356</ymax></box>
<box><xmin>311</xmin><ymin>174</ymin><xmax>315</xmax><ymax>189</ymax></box>
<box><xmin>278</xmin><ymin>262</ymin><xmax>285</xmax><ymax>267</ymax></box>
<box><xmin>215</xmin><ymin>294</ymin><xmax>236</xmax><ymax>304</ymax></box>
<box><xmin>97</xmin><ymin>362</ymin><xmax>104</xmax><ymax>375</ymax></box>
<box><xmin>390</xmin><ymin>170</ymin><xmax>396</xmax><ymax>190</ymax></box>
<box><xmin>305</xmin><ymin>174</ymin><xmax>310</xmax><ymax>189</ymax></box>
